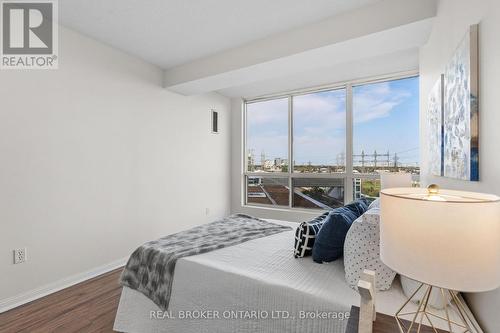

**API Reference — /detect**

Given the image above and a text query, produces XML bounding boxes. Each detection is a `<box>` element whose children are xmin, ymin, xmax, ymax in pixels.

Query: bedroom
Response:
<box><xmin>0</xmin><ymin>0</ymin><xmax>499</xmax><ymax>332</ymax></box>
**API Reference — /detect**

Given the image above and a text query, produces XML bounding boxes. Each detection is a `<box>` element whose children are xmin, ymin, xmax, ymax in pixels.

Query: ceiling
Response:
<box><xmin>59</xmin><ymin>0</ymin><xmax>437</xmax><ymax>97</ymax></box>
<box><xmin>161</xmin><ymin>0</ymin><xmax>436</xmax><ymax>97</ymax></box>
<box><xmin>218</xmin><ymin>48</ymin><xmax>420</xmax><ymax>98</ymax></box>
<box><xmin>59</xmin><ymin>0</ymin><xmax>381</xmax><ymax>69</ymax></box>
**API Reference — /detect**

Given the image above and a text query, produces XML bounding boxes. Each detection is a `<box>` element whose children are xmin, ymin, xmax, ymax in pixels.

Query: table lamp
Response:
<box><xmin>380</xmin><ymin>185</ymin><xmax>500</xmax><ymax>333</ymax></box>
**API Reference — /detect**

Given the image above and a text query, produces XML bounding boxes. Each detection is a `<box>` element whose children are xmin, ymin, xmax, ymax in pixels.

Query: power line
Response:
<box><xmin>395</xmin><ymin>147</ymin><xmax>419</xmax><ymax>155</ymax></box>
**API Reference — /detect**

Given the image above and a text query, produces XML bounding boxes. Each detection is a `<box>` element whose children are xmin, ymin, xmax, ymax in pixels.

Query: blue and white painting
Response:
<box><xmin>443</xmin><ymin>24</ymin><xmax>479</xmax><ymax>181</ymax></box>
<box><xmin>428</xmin><ymin>75</ymin><xmax>444</xmax><ymax>177</ymax></box>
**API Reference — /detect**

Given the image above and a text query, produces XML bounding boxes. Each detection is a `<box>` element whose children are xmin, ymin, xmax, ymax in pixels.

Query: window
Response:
<box><xmin>292</xmin><ymin>178</ymin><xmax>344</xmax><ymax>209</ymax></box>
<box><xmin>353</xmin><ymin>178</ymin><xmax>381</xmax><ymax>200</ymax></box>
<box><xmin>244</xmin><ymin>74</ymin><xmax>419</xmax><ymax>210</ymax></box>
<box><xmin>353</xmin><ymin>76</ymin><xmax>420</xmax><ymax>199</ymax></box>
<box><xmin>293</xmin><ymin>89</ymin><xmax>346</xmax><ymax>173</ymax></box>
<box><xmin>246</xmin><ymin>98</ymin><xmax>288</xmax><ymax>173</ymax></box>
<box><xmin>246</xmin><ymin>177</ymin><xmax>289</xmax><ymax>207</ymax></box>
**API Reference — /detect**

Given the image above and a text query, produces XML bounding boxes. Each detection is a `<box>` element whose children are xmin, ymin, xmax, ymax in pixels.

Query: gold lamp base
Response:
<box><xmin>395</xmin><ymin>283</ymin><xmax>481</xmax><ymax>333</ymax></box>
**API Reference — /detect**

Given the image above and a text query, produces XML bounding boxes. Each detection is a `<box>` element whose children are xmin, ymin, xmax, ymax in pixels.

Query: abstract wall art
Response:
<box><xmin>443</xmin><ymin>24</ymin><xmax>479</xmax><ymax>181</ymax></box>
<box><xmin>428</xmin><ymin>75</ymin><xmax>444</xmax><ymax>177</ymax></box>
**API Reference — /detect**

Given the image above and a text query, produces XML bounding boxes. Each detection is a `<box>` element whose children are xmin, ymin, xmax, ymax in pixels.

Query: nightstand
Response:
<box><xmin>346</xmin><ymin>306</ymin><xmax>448</xmax><ymax>333</ymax></box>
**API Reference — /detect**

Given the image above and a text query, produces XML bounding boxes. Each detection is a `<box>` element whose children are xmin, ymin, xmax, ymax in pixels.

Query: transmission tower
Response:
<box><xmin>393</xmin><ymin>153</ymin><xmax>399</xmax><ymax>168</ymax></box>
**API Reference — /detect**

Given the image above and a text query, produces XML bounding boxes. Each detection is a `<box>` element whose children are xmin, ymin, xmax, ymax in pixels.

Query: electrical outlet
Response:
<box><xmin>205</xmin><ymin>208</ymin><xmax>210</xmax><ymax>215</ymax></box>
<box><xmin>13</xmin><ymin>248</ymin><xmax>27</xmax><ymax>264</ymax></box>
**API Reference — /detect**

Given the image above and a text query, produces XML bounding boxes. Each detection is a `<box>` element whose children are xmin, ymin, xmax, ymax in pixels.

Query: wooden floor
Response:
<box><xmin>0</xmin><ymin>268</ymin><xmax>123</xmax><ymax>333</ymax></box>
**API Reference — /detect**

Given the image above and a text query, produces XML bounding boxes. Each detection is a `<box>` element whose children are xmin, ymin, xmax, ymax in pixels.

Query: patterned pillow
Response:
<box><xmin>344</xmin><ymin>208</ymin><xmax>396</xmax><ymax>291</ymax></box>
<box><xmin>294</xmin><ymin>213</ymin><xmax>329</xmax><ymax>258</ymax></box>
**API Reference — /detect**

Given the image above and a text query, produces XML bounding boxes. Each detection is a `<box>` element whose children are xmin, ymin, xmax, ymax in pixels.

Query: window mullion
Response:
<box><xmin>345</xmin><ymin>84</ymin><xmax>354</xmax><ymax>204</ymax></box>
<box><xmin>288</xmin><ymin>96</ymin><xmax>293</xmax><ymax>208</ymax></box>
<box><xmin>243</xmin><ymin>102</ymin><xmax>247</xmax><ymax>206</ymax></box>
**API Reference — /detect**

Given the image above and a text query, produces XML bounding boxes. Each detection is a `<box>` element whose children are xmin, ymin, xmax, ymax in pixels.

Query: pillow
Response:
<box><xmin>368</xmin><ymin>198</ymin><xmax>380</xmax><ymax>210</ymax></box>
<box><xmin>344</xmin><ymin>208</ymin><xmax>396</xmax><ymax>291</ymax></box>
<box><xmin>294</xmin><ymin>212</ymin><xmax>329</xmax><ymax>258</ymax></box>
<box><xmin>312</xmin><ymin>199</ymin><xmax>370</xmax><ymax>263</ymax></box>
<box><xmin>344</xmin><ymin>198</ymin><xmax>370</xmax><ymax>216</ymax></box>
<box><xmin>400</xmin><ymin>276</ymin><xmax>458</xmax><ymax>309</ymax></box>
<box><xmin>312</xmin><ymin>208</ymin><xmax>357</xmax><ymax>263</ymax></box>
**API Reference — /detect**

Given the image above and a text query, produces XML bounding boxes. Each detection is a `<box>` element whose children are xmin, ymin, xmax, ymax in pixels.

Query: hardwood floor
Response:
<box><xmin>0</xmin><ymin>268</ymin><xmax>123</xmax><ymax>333</ymax></box>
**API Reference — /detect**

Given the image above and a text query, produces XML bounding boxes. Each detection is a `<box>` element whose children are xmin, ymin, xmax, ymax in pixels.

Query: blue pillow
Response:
<box><xmin>312</xmin><ymin>199</ymin><xmax>368</xmax><ymax>263</ymax></box>
<box><xmin>344</xmin><ymin>198</ymin><xmax>369</xmax><ymax>216</ymax></box>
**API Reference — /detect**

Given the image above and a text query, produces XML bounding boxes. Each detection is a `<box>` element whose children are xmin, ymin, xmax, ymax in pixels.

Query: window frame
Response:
<box><xmin>243</xmin><ymin>71</ymin><xmax>419</xmax><ymax>211</ymax></box>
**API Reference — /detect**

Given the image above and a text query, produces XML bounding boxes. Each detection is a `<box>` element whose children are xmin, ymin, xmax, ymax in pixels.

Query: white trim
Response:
<box><xmin>242</xmin><ymin>102</ymin><xmax>247</xmax><ymax>206</ymax></box>
<box><xmin>345</xmin><ymin>83</ymin><xmax>354</xmax><ymax>203</ymax></box>
<box><xmin>242</xmin><ymin>204</ymin><xmax>324</xmax><ymax>215</ymax></box>
<box><xmin>288</xmin><ymin>96</ymin><xmax>293</xmax><ymax>206</ymax></box>
<box><xmin>246</xmin><ymin>172</ymin><xmax>346</xmax><ymax>179</ymax></box>
<box><xmin>0</xmin><ymin>257</ymin><xmax>128</xmax><ymax>314</ymax></box>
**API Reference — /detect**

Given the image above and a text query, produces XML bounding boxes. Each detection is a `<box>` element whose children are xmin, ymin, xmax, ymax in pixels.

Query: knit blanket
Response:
<box><xmin>120</xmin><ymin>214</ymin><xmax>292</xmax><ymax>310</ymax></box>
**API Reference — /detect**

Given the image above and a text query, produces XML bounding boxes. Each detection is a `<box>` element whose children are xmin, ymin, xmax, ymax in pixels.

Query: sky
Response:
<box><xmin>246</xmin><ymin>76</ymin><xmax>419</xmax><ymax>166</ymax></box>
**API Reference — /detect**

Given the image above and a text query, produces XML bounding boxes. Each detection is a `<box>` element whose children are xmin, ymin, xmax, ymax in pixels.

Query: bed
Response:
<box><xmin>114</xmin><ymin>219</ymin><xmax>478</xmax><ymax>333</ymax></box>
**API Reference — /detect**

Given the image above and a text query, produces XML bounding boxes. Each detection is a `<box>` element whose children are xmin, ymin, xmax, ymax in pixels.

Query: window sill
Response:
<box><xmin>241</xmin><ymin>204</ymin><xmax>327</xmax><ymax>215</ymax></box>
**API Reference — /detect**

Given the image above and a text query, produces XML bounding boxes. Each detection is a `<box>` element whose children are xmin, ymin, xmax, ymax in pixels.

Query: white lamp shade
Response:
<box><xmin>380</xmin><ymin>172</ymin><xmax>412</xmax><ymax>189</ymax></box>
<box><xmin>380</xmin><ymin>187</ymin><xmax>500</xmax><ymax>292</ymax></box>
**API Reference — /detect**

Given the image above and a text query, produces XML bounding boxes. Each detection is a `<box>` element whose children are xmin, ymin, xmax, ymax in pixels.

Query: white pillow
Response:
<box><xmin>344</xmin><ymin>208</ymin><xmax>396</xmax><ymax>291</ymax></box>
<box><xmin>368</xmin><ymin>198</ymin><xmax>380</xmax><ymax>210</ymax></box>
<box><xmin>400</xmin><ymin>276</ymin><xmax>457</xmax><ymax>309</ymax></box>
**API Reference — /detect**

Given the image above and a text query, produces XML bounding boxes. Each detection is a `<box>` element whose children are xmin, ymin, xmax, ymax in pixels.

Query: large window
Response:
<box><xmin>353</xmin><ymin>76</ymin><xmax>420</xmax><ymax>199</ymax></box>
<box><xmin>244</xmin><ymin>74</ymin><xmax>419</xmax><ymax>210</ymax></box>
<box><xmin>293</xmin><ymin>89</ymin><xmax>346</xmax><ymax>173</ymax></box>
<box><xmin>246</xmin><ymin>98</ymin><xmax>288</xmax><ymax>173</ymax></box>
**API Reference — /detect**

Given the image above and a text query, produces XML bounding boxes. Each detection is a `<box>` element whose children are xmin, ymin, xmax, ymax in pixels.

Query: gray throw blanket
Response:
<box><xmin>120</xmin><ymin>214</ymin><xmax>291</xmax><ymax>310</ymax></box>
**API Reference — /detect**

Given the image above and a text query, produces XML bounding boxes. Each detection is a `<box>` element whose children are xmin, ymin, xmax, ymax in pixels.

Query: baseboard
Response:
<box><xmin>0</xmin><ymin>257</ymin><xmax>128</xmax><ymax>314</ymax></box>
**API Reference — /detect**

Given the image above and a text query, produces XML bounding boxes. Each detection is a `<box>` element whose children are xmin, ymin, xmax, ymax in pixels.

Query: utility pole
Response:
<box><xmin>393</xmin><ymin>153</ymin><xmax>399</xmax><ymax>168</ymax></box>
<box><xmin>337</xmin><ymin>152</ymin><xmax>345</xmax><ymax>168</ymax></box>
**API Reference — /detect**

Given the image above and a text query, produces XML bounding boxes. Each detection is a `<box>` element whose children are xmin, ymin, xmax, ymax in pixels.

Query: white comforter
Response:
<box><xmin>114</xmin><ymin>220</ymin><xmax>472</xmax><ymax>333</ymax></box>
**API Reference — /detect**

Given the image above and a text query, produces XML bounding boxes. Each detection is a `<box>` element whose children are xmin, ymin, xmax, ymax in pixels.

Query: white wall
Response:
<box><xmin>230</xmin><ymin>98</ymin><xmax>321</xmax><ymax>223</ymax></box>
<box><xmin>419</xmin><ymin>0</ymin><xmax>500</xmax><ymax>331</ymax></box>
<box><xmin>0</xmin><ymin>26</ymin><xmax>231</xmax><ymax>305</ymax></box>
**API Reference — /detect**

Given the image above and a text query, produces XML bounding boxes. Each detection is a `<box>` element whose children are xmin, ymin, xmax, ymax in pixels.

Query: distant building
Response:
<box><xmin>264</xmin><ymin>160</ymin><xmax>274</xmax><ymax>170</ymax></box>
<box><xmin>247</xmin><ymin>153</ymin><xmax>255</xmax><ymax>170</ymax></box>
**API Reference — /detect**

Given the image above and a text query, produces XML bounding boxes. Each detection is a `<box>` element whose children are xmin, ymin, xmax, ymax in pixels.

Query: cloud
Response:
<box><xmin>353</xmin><ymin>81</ymin><xmax>411</xmax><ymax>123</ymax></box>
<box><xmin>293</xmin><ymin>90</ymin><xmax>346</xmax><ymax>128</ymax></box>
<box><xmin>246</xmin><ymin>98</ymin><xmax>288</xmax><ymax>126</ymax></box>
<box><xmin>245</xmin><ymin>80</ymin><xmax>416</xmax><ymax>164</ymax></box>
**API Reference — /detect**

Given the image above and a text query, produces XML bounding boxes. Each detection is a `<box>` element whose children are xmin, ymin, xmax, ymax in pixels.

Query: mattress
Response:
<box><xmin>114</xmin><ymin>219</ymin><xmax>479</xmax><ymax>333</ymax></box>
